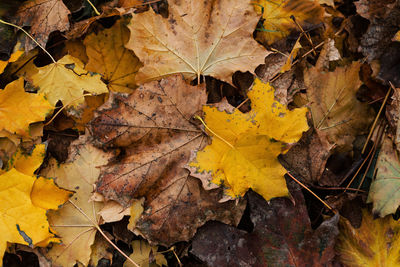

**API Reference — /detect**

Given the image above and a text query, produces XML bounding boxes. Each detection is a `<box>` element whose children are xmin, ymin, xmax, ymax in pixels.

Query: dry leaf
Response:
<box><xmin>41</xmin><ymin>135</ymin><xmax>113</xmax><ymax>267</ymax></box>
<box><xmin>189</xmin><ymin>79</ymin><xmax>309</xmax><ymax>200</ymax></box>
<box><xmin>84</xmin><ymin>18</ymin><xmax>142</xmax><ymax>93</ymax></box>
<box><xmin>90</xmin><ymin>75</ymin><xmax>245</xmax><ymax>246</ymax></box>
<box><xmin>124</xmin><ymin>240</ymin><xmax>167</xmax><ymax>267</ymax></box>
<box><xmin>0</xmin><ymin>43</ymin><xmax>24</xmax><ymax>74</ymax></box>
<box><xmin>126</xmin><ymin>0</ymin><xmax>269</xmax><ymax>84</ymax></box>
<box><xmin>254</xmin><ymin>0</ymin><xmax>324</xmax><ymax>45</ymax></box>
<box><xmin>367</xmin><ymin>137</ymin><xmax>400</xmax><ymax>217</ymax></box>
<box><xmin>30</xmin><ymin>55</ymin><xmax>108</xmax><ymax>107</ymax></box>
<box><xmin>14</xmin><ymin>0</ymin><xmax>70</xmax><ymax>51</ymax></box>
<box><xmin>337</xmin><ymin>209</ymin><xmax>400</xmax><ymax>267</ymax></box>
<box><xmin>304</xmin><ymin>48</ymin><xmax>374</xmax><ymax>149</ymax></box>
<box><xmin>0</xmin><ymin>78</ymin><xmax>53</xmax><ymax>136</ymax></box>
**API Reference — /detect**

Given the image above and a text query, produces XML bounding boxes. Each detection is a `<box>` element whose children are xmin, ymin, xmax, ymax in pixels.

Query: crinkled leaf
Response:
<box><xmin>126</xmin><ymin>0</ymin><xmax>269</xmax><ymax>84</ymax></box>
<box><xmin>189</xmin><ymin>79</ymin><xmax>308</xmax><ymax>200</ymax></box>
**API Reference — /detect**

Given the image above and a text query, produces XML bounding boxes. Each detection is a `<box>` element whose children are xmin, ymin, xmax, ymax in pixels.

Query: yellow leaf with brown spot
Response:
<box><xmin>337</xmin><ymin>209</ymin><xmax>400</xmax><ymax>267</ymax></box>
<box><xmin>0</xmin><ymin>43</ymin><xmax>24</xmax><ymax>74</ymax></box>
<box><xmin>126</xmin><ymin>0</ymin><xmax>270</xmax><ymax>84</ymax></box>
<box><xmin>189</xmin><ymin>79</ymin><xmax>308</xmax><ymax>200</ymax></box>
<box><xmin>0</xmin><ymin>78</ymin><xmax>53</xmax><ymax>136</ymax></box>
<box><xmin>254</xmin><ymin>0</ymin><xmax>324</xmax><ymax>45</ymax></box>
<box><xmin>30</xmin><ymin>55</ymin><xmax>108</xmax><ymax>107</ymax></box>
<box><xmin>84</xmin><ymin>18</ymin><xmax>142</xmax><ymax>93</ymax></box>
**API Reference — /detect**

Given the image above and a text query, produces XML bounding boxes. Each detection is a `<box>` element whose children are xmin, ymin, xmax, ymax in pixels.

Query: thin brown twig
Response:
<box><xmin>286</xmin><ymin>172</ymin><xmax>335</xmax><ymax>213</ymax></box>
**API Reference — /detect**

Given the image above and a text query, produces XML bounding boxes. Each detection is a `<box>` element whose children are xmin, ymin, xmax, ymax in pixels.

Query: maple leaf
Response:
<box><xmin>84</xmin><ymin>18</ymin><xmax>142</xmax><ymax>93</ymax></box>
<box><xmin>189</xmin><ymin>78</ymin><xmax>309</xmax><ymax>200</ymax></box>
<box><xmin>191</xmin><ymin>181</ymin><xmax>339</xmax><ymax>266</ymax></box>
<box><xmin>0</xmin><ymin>77</ymin><xmax>53</xmax><ymax>136</ymax></box>
<box><xmin>304</xmin><ymin>48</ymin><xmax>375</xmax><ymax>149</ymax></box>
<box><xmin>14</xmin><ymin>0</ymin><xmax>70</xmax><ymax>51</ymax></box>
<box><xmin>125</xmin><ymin>0</ymin><xmax>270</xmax><ymax>84</ymax></box>
<box><xmin>336</xmin><ymin>209</ymin><xmax>400</xmax><ymax>266</ymax></box>
<box><xmin>367</xmin><ymin>137</ymin><xmax>400</xmax><ymax>218</ymax></box>
<box><xmin>124</xmin><ymin>240</ymin><xmax>167</xmax><ymax>267</ymax></box>
<box><xmin>41</xmin><ymin>135</ymin><xmax>113</xmax><ymax>267</ymax></box>
<box><xmin>0</xmin><ymin>43</ymin><xmax>24</xmax><ymax>75</ymax></box>
<box><xmin>253</xmin><ymin>0</ymin><xmax>324</xmax><ymax>45</ymax></box>
<box><xmin>90</xmin><ymin>75</ymin><xmax>245</xmax><ymax>246</ymax></box>
<box><xmin>29</xmin><ymin>55</ymin><xmax>108</xmax><ymax>107</ymax></box>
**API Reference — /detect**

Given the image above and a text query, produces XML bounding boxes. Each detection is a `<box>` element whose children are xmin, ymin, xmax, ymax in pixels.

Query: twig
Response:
<box><xmin>86</xmin><ymin>0</ymin><xmax>100</xmax><ymax>16</ymax></box>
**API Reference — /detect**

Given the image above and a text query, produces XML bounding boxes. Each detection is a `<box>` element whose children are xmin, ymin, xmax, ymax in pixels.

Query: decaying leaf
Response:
<box><xmin>90</xmin><ymin>75</ymin><xmax>245</xmax><ymax>246</ymax></box>
<box><xmin>253</xmin><ymin>0</ymin><xmax>324</xmax><ymax>45</ymax></box>
<box><xmin>0</xmin><ymin>78</ymin><xmax>53</xmax><ymax>136</ymax></box>
<box><xmin>189</xmin><ymin>78</ymin><xmax>309</xmax><ymax>200</ymax></box>
<box><xmin>41</xmin><ymin>135</ymin><xmax>113</xmax><ymax>267</ymax></box>
<box><xmin>14</xmin><ymin>0</ymin><xmax>70</xmax><ymax>51</ymax></box>
<box><xmin>337</xmin><ymin>209</ymin><xmax>400</xmax><ymax>267</ymax></box>
<box><xmin>124</xmin><ymin>240</ymin><xmax>167</xmax><ymax>267</ymax></box>
<box><xmin>84</xmin><ymin>18</ymin><xmax>142</xmax><ymax>93</ymax></box>
<box><xmin>367</xmin><ymin>137</ymin><xmax>400</xmax><ymax>217</ymax></box>
<box><xmin>191</xmin><ymin>181</ymin><xmax>339</xmax><ymax>266</ymax></box>
<box><xmin>304</xmin><ymin>50</ymin><xmax>374</xmax><ymax>149</ymax></box>
<box><xmin>125</xmin><ymin>0</ymin><xmax>269</xmax><ymax>84</ymax></box>
<box><xmin>0</xmin><ymin>44</ymin><xmax>24</xmax><ymax>74</ymax></box>
<box><xmin>30</xmin><ymin>55</ymin><xmax>108</xmax><ymax>107</ymax></box>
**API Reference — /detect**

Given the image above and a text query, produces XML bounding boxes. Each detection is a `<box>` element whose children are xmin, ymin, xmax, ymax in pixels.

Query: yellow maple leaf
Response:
<box><xmin>84</xmin><ymin>18</ymin><xmax>142</xmax><ymax>93</ymax></box>
<box><xmin>254</xmin><ymin>0</ymin><xmax>324</xmax><ymax>45</ymax></box>
<box><xmin>0</xmin><ymin>77</ymin><xmax>53</xmax><ymax>136</ymax></box>
<box><xmin>41</xmin><ymin>136</ymin><xmax>113</xmax><ymax>267</ymax></box>
<box><xmin>30</xmin><ymin>55</ymin><xmax>108</xmax><ymax>107</ymax></box>
<box><xmin>0</xmin><ymin>43</ymin><xmax>24</xmax><ymax>75</ymax></box>
<box><xmin>0</xmin><ymin>168</ymin><xmax>70</xmax><ymax>262</ymax></box>
<box><xmin>337</xmin><ymin>209</ymin><xmax>400</xmax><ymax>267</ymax></box>
<box><xmin>126</xmin><ymin>0</ymin><xmax>270</xmax><ymax>84</ymax></box>
<box><xmin>124</xmin><ymin>240</ymin><xmax>167</xmax><ymax>267</ymax></box>
<box><xmin>190</xmin><ymin>79</ymin><xmax>308</xmax><ymax>200</ymax></box>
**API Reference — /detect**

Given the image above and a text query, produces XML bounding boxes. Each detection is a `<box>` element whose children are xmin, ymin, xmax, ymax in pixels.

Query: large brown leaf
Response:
<box><xmin>89</xmin><ymin>75</ymin><xmax>245</xmax><ymax>245</ymax></box>
<box><xmin>125</xmin><ymin>0</ymin><xmax>270</xmax><ymax>84</ymax></box>
<box><xmin>191</xmin><ymin>180</ymin><xmax>339</xmax><ymax>267</ymax></box>
<box><xmin>14</xmin><ymin>0</ymin><xmax>70</xmax><ymax>51</ymax></box>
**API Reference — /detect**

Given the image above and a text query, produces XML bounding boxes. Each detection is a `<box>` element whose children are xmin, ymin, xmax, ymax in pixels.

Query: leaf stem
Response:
<box><xmin>194</xmin><ymin>115</ymin><xmax>234</xmax><ymax>148</ymax></box>
<box><xmin>0</xmin><ymin>19</ymin><xmax>56</xmax><ymax>63</ymax></box>
<box><xmin>86</xmin><ymin>0</ymin><xmax>101</xmax><ymax>16</ymax></box>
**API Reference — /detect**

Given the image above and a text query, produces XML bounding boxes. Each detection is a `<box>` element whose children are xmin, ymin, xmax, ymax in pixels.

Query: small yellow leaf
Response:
<box><xmin>127</xmin><ymin>198</ymin><xmax>144</xmax><ymax>231</ymax></box>
<box><xmin>0</xmin><ymin>43</ymin><xmax>24</xmax><ymax>74</ymax></box>
<box><xmin>254</xmin><ymin>0</ymin><xmax>324</xmax><ymax>45</ymax></box>
<box><xmin>190</xmin><ymin>79</ymin><xmax>308</xmax><ymax>200</ymax></box>
<box><xmin>337</xmin><ymin>209</ymin><xmax>400</xmax><ymax>267</ymax></box>
<box><xmin>124</xmin><ymin>240</ymin><xmax>167</xmax><ymax>267</ymax></box>
<box><xmin>0</xmin><ymin>78</ymin><xmax>53</xmax><ymax>136</ymax></box>
<box><xmin>393</xmin><ymin>30</ymin><xmax>400</xmax><ymax>42</ymax></box>
<box><xmin>7</xmin><ymin>143</ymin><xmax>46</xmax><ymax>175</ymax></box>
<box><xmin>0</xmin><ymin>168</ymin><xmax>68</xmax><ymax>262</ymax></box>
<box><xmin>30</xmin><ymin>55</ymin><xmax>108</xmax><ymax>107</ymax></box>
<box><xmin>31</xmin><ymin>177</ymin><xmax>72</xmax><ymax>210</ymax></box>
<box><xmin>84</xmin><ymin>18</ymin><xmax>142</xmax><ymax>93</ymax></box>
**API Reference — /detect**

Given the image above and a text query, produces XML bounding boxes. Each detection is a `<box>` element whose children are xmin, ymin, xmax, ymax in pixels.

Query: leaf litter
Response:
<box><xmin>0</xmin><ymin>0</ymin><xmax>400</xmax><ymax>266</ymax></box>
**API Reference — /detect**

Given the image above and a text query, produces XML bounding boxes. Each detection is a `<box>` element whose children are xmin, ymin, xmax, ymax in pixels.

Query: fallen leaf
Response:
<box><xmin>14</xmin><ymin>0</ymin><xmax>70</xmax><ymax>51</ymax></box>
<box><xmin>125</xmin><ymin>0</ymin><xmax>269</xmax><ymax>84</ymax></box>
<box><xmin>189</xmin><ymin>78</ymin><xmax>309</xmax><ymax>200</ymax></box>
<box><xmin>280</xmin><ymin>128</ymin><xmax>334</xmax><ymax>183</ymax></box>
<box><xmin>84</xmin><ymin>18</ymin><xmax>142</xmax><ymax>93</ymax></box>
<box><xmin>124</xmin><ymin>240</ymin><xmax>167</xmax><ymax>267</ymax></box>
<box><xmin>253</xmin><ymin>0</ymin><xmax>324</xmax><ymax>45</ymax></box>
<box><xmin>6</xmin><ymin>143</ymin><xmax>46</xmax><ymax>175</ymax></box>
<box><xmin>191</xmin><ymin>181</ymin><xmax>339</xmax><ymax>266</ymax></box>
<box><xmin>304</xmin><ymin>49</ymin><xmax>374</xmax><ymax>149</ymax></box>
<box><xmin>90</xmin><ymin>75</ymin><xmax>245</xmax><ymax>246</ymax></box>
<box><xmin>30</xmin><ymin>55</ymin><xmax>108</xmax><ymax>107</ymax></box>
<box><xmin>0</xmin><ymin>78</ymin><xmax>53</xmax><ymax>136</ymax></box>
<box><xmin>336</xmin><ymin>209</ymin><xmax>400</xmax><ymax>267</ymax></box>
<box><xmin>367</xmin><ymin>137</ymin><xmax>400</xmax><ymax>217</ymax></box>
<box><xmin>98</xmin><ymin>200</ymin><xmax>130</xmax><ymax>223</ymax></box>
<box><xmin>0</xmin><ymin>168</ymin><xmax>69</xmax><ymax>262</ymax></box>
<box><xmin>394</xmin><ymin>30</ymin><xmax>400</xmax><ymax>41</ymax></box>
<box><xmin>0</xmin><ymin>43</ymin><xmax>24</xmax><ymax>75</ymax></box>
<box><xmin>41</xmin><ymin>135</ymin><xmax>113</xmax><ymax>267</ymax></box>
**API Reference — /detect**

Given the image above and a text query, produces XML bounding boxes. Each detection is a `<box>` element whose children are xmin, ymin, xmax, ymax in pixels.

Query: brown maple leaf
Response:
<box><xmin>89</xmin><ymin>75</ymin><xmax>245</xmax><ymax>245</ymax></box>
